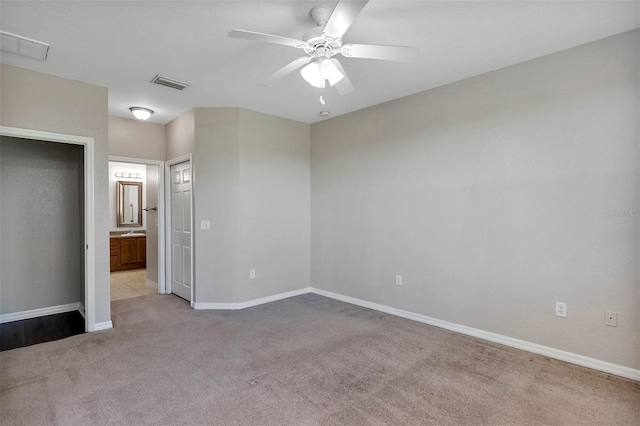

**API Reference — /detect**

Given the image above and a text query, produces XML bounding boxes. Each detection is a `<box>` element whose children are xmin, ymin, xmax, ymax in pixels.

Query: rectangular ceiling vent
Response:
<box><xmin>0</xmin><ymin>30</ymin><xmax>50</xmax><ymax>61</ymax></box>
<box><xmin>150</xmin><ymin>75</ymin><xmax>190</xmax><ymax>90</ymax></box>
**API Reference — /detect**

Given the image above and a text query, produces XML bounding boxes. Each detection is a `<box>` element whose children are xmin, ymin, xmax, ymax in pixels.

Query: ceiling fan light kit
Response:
<box><xmin>301</xmin><ymin>61</ymin><xmax>325</xmax><ymax>88</ymax></box>
<box><xmin>228</xmin><ymin>0</ymin><xmax>418</xmax><ymax>95</ymax></box>
<box><xmin>301</xmin><ymin>58</ymin><xmax>344</xmax><ymax>88</ymax></box>
<box><xmin>323</xmin><ymin>59</ymin><xmax>344</xmax><ymax>86</ymax></box>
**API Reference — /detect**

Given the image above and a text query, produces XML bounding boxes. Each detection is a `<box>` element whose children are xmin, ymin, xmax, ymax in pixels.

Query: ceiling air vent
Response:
<box><xmin>0</xmin><ymin>31</ymin><xmax>50</xmax><ymax>61</ymax></box>
<box><xmin>150</xmin><ymin>75</ymin><xmax>190</xmax><ymax>90</ymax></box>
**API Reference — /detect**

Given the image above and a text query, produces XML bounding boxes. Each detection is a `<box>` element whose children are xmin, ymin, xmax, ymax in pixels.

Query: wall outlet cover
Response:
<box><xmin>605</xmin><ymin>311</ymin><xmax>617</xmax><ymax>327</ymax></box>
<box><xmin>555</xmin><ymin>302</ymin><xmax>567</xmax><ymax>318</ymax></box>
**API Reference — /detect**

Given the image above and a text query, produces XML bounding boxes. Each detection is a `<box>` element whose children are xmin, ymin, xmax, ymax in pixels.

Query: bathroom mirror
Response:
<box><xmin>116</xmin><ymin>181</ymin><xmax>143</xmax><ymax>227</ymax></box>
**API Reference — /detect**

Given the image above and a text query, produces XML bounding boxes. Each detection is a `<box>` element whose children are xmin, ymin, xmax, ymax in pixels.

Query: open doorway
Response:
<box><xmin>108</xmin><ymin>157</ymin><xmax>165</xmax><ymax>302</ymax></box>
<box><xmin>0</xmin><ymin>126</ymin><xmax>97</xmax><ymax>334</ymax></box>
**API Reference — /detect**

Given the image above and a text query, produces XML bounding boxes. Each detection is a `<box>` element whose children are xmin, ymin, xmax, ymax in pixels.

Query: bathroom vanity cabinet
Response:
<box><xmin>110</xmin><ymin>235</ymin><xmax>146</xmax><ymax>271</ymax></box>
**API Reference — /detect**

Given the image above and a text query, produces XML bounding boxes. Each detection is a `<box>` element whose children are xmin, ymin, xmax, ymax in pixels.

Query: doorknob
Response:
<box><xmin>143</xmin><ymin>207</ymin><xmax>157</xmax><ymax>212</ymax></box>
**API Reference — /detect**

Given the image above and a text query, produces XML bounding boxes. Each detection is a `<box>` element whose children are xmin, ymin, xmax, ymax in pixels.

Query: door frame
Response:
<box><xmin>109</xmin><ymin>156</ymin><xmax>166</xmax><ymax>294</ymax></box>
<box><xmin>165</xmin><ymin>154</ymin><xmax>194</xmax><ymax>306</ymax></box>
<box><xmin>0</xmin><ymin>126</ymin><xmax>98</xmax><ymax>331</ymax></box>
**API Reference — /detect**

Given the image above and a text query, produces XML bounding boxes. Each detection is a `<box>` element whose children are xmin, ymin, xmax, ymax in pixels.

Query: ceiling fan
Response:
<box><xmin>228</xmin><ymin>0</ymin><xmax>418</xmax><ymax>95</ymax></box>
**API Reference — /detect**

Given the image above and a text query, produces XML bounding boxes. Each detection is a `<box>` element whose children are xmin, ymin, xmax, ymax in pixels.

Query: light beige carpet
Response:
<box><xmin>1</xmin><ymin>293</ymin><xmax>638</xmax><ymax>425</ymax></box>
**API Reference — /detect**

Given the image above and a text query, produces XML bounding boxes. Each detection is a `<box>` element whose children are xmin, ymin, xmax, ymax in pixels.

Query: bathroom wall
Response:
<box><xmin>146</xmin><ymin>164</ymin><xmax>159</xmax><ymax>285</ymax></box>
<box><xmin>108</xmin><ymin>162</ymin><xmax>146</xmax><ymax>231</ymax></box>
<box><xmin>0</xmin><ymin>64</ymin><xmax>111</xmax><ymax>326</ymax></box>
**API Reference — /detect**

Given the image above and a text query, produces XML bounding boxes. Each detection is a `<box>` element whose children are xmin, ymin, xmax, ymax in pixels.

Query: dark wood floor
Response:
<box><xmin>0</xmin><ymin>311</ymin><xmax>85</xmax><ymax>351</ymax></box>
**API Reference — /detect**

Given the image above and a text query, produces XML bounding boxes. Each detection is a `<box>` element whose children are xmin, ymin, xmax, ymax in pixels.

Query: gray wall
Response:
<box><xmin>310</xmin><ymin>30</ymin><xmax>639</xmax><ymax>369</ymax></box>
<box><xmin>237</xmin><ymin>109</ymin><xmax>310</xmax><ymax>301</ymax></box>
<box><xmin>109</xmin><ymin>116</ymin><xmax>165</xmax><ymax>161</ymax></box>
<box><xmin>166</xmin><ymin>107</ymin><xmax>311</xmax><ymax>303</ymax></box>
<box><xmin>193</xmin><ymin>107</ymin><xmax>241</xmax><ymax>303</ymax></box>
<box><xmin>166</xmin><ymin>109</ymin><xmax>194</xmax><ymax>161</ymax></box>
<box><xmin>0</xmin><ymin>64</ymin><xmax>110</xmax><ymax>325</ymax></box>
<box><xmin>0</xmin><ymin>137</ymin><xmax>84</xmax><ymax>313</ymax></box>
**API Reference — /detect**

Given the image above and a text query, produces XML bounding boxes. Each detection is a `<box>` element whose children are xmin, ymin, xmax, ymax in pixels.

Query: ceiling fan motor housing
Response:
<box><xmin>303</xmin><ymin>25</ymin><xmax>342</xmax><ymax>56</ymax></box>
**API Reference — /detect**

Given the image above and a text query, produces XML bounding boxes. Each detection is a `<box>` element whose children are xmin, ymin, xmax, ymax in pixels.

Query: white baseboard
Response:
<box><xmin>0</xmin><ymin>302</ymin><xmax>82</xmax><ymax>324</ymax></box>
<box><xmin>194</xmin><ymin>287</ymin><xmax>311</xmax><ymax>311</ymax></box>
<box><xmin>78</xmin><ymin>303</ymin><xmax>86</xmax><ymax>319</ymax></box>
<box><xmin>181</xmin><ymin>285</ymin><xmax>640</xmax><ymax>381</ymax></box>
<box><xmin>309</xmin><ymin>287</ymin><xmax>640</xmax><ymax>382</ymax></box>
<box><xmin>92</xmin><ymin>320</ymin><xmax>113</xmax><ymax>331</ymax></box>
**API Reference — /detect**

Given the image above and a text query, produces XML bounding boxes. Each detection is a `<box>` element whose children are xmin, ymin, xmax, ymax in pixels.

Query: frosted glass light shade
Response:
<box><xmin>300</xmin><ymin>62</ymin><xmax>325</xmax><ymax>88</ymax></box>
<box><xmin>321</xmin><ymin>60</ymin><xmax>343</xmax><ymax>86</ymax></box>
<box><xmin>301</xmin><ymin>59</ymin><xmax>344</xmax><ymax>89</ymax></box>
<box><xmin>129</xmin><ymin>107</ymin><xmax>153</xmax><ymax>120</ymax></box>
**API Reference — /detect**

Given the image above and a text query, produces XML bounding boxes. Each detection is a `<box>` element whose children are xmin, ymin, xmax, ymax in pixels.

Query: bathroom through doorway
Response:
<box><xmin>108</xmin><ymin>156</ymin><xmax>165</xmax><ymax>302</ymax></box>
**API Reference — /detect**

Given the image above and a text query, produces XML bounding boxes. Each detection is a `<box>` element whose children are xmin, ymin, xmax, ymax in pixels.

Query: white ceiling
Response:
<box><xmin>1</xmin><ymin>1</ymin><xmax>638</xmax><ymax>125</ymax></box>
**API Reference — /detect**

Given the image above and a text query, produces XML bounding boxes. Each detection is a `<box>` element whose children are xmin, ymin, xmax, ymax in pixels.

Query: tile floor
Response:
<box><xmin>110</xmin><ymin>269</ymin><xmax>157</xmax><ymax>301</ymax></box>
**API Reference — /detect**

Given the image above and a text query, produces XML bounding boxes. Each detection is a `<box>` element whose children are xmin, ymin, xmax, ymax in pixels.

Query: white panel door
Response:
<box><xmin>170</xmin><ymin>161</ymin><xmax>192</xmax><ymax>301</ymax></box>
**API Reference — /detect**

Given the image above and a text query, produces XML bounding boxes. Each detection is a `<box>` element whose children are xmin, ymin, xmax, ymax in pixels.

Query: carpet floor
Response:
<box><xmin>1</xmin><ymin>293</ymin><xmax>638</xmax><ymax>425</ymax></box>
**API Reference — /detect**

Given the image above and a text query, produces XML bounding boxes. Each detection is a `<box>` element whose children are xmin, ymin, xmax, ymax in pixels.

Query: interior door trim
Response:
<box><xmin>1</xmin><ymin>126</ymin><xmax>98</xmax><ymax>332</ymax></box>
<box><xmin>165</xmin><ymin>154</ymin><xmax>194</xmax><ymax>306</ymax></box>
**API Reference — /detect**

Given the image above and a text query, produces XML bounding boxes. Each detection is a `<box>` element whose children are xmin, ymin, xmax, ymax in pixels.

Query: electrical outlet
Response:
<box><xmin>200</xmin><ymin>220</ymin><xmax>210</xmax><ymax>230</ymax></box>
<box><xmin>249</xmin><ymin>269</ymin><xmax>255</xmax><ymax>279</ymax></box>
<box><xmin>555</xmin><ymin>302</ymin><xmax>567</xmax><ymax>318</ymax></box>
<box><xmin>605</xmin><ymin>311</ymin><xmax>617</xmax><ymax>327</ymax></box>
<box><xmin>395</xmin><ymin>275</ymin><xmax>402</xmax><ymax>286</ymax></box>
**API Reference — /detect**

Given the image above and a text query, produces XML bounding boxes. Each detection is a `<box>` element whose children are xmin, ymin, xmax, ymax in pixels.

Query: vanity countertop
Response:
<box><xmin>110</xmin><ymin>233</ymin><xmax>146</xmax><ymax>238</ymax></box>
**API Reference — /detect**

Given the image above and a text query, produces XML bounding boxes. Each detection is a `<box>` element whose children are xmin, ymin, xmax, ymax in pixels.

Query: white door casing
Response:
<box><xmin>169</xmin><ymin>160</ymin><xmax>192</xmax><ymax>302</ymax></box>
<box><xmin>0</xmin><ymin>126</ymin><xmax>100</xmax><ymax>331</ymax></box>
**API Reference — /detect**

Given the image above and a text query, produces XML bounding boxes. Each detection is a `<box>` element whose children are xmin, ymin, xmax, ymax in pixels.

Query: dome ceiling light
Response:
<box><xmin>129</xmin><ymin>107</ymin><xmax>154</xmax><ymax>121</ymax></box>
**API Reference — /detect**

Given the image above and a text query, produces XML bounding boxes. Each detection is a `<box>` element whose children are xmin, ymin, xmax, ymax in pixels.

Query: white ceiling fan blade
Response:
<box><xmin>331</xmin><ymin>59</ymin><xmax>354</xmax><ymax>96</ymax></box>
<box><xmin>261</xmin><ymin>56</ymin><xmax>312</xmax><ymax>85</ymax></box>
<box><xmin>228</xmin><ymin>30</ymin><xmax>305</xmax><ymax>48</ymax></box>
<box><xmin>341</xmin><ymin>43</ymin><xmax>419</xmax><ymax>62</ymax></box>
<box><xmin>323</xmin><ymin>0</ymin><xmax>369</xmax><ymax>40</ymax></box>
